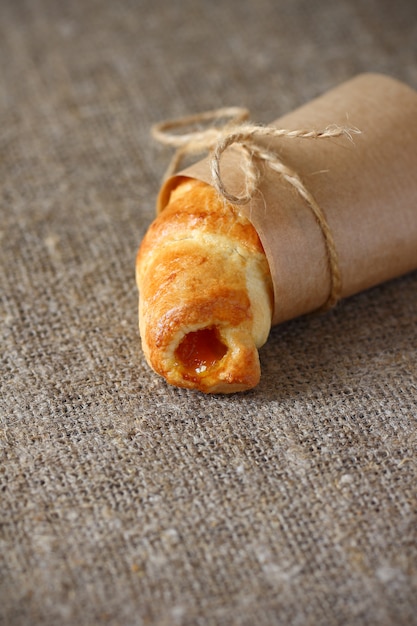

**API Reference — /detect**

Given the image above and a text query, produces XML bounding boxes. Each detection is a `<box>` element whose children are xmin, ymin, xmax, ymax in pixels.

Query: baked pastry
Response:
<box><xmin>136</xmin><ymin>178</ymin><xmax>273</xmax><ymax>393</ymax></box>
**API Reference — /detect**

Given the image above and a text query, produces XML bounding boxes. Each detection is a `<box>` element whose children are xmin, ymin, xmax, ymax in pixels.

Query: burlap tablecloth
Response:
<box><xmin>1</xmin><ymin>1</ymin><xmax>416</xmax><ymax>625</ymax></box>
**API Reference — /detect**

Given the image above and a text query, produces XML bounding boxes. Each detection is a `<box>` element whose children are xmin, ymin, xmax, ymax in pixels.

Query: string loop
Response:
<box><xmin>152</xmin><ymin>108</ymin><xmax>360</xmax><ymax>310</ymax></box>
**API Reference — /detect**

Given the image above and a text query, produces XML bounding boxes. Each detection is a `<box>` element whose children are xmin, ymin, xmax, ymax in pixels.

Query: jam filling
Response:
<box><xmin>175</xmin><ymin>327</ymin><xmax>227</xmax><ymax>374</ymax></box>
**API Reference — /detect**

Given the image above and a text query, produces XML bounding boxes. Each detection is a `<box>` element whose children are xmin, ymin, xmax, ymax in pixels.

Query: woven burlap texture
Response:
<box><xmin>1</xmin><ymin>1</ymin><xmax>416</xmax><ymax>625</ymax></box>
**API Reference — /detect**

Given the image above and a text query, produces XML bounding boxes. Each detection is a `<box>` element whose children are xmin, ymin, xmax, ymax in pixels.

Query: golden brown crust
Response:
<box><xmin>136</xmin><ymin>179</ymin><xmax>273</xmax><ymax>393</ymax></box>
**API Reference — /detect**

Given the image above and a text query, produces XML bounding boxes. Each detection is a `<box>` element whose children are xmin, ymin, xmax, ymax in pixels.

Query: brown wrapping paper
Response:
<box><xmin>157</xmin><ymin>73</ymin><xmax>417</xmax><ymax>326</ymax></box>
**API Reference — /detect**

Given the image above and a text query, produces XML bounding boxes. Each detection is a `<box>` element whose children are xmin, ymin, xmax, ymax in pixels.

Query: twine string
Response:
<box><xmin>152</xmin><ymin>108</ymin><xmax>360</xmax><ymax>310</ymax></box>
<box><xmin>152</xmin><ymin>107</ymin><xmax>251</xmax><ymax>178</ymax></box>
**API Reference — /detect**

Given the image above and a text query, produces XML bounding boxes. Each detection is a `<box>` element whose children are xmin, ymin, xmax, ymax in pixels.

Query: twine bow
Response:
<box><xmin>152</xmin><ymin>107</ymin><xmax>360</xmax><ymax>310</ymax></box>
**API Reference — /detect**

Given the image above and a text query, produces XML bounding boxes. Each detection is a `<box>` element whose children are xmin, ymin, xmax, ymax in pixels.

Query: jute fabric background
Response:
<box><xmin>1</xmin><ymin>1</ymin><xmax>416</xmax><ymax>625</ymax></box>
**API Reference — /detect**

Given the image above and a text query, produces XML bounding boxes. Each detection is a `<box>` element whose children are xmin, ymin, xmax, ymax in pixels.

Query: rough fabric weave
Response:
<box><xmin>1</xmin><ymin>1</ymin><xmax>416</xmax><ymax>625</ymax></box>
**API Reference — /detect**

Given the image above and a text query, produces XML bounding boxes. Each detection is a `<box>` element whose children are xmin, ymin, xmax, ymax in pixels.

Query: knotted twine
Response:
<box><xmin>152</xmin><ymin>107</ymin><xmax>360</xmax><ymax>311</ymax></box>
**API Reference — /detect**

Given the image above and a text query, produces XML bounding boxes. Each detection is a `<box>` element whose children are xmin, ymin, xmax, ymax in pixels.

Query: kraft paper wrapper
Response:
<box><xmin>157</xmin><ymin>73</ymin><xmax>417</xmax><ymax>326</ymax></box>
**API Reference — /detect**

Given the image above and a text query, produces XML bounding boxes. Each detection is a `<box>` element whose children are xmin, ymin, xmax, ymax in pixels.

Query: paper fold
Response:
<box><xmin>157</xmin><ymin>74</ymin><xmax>417</xmax><ymax>325</ymax></box>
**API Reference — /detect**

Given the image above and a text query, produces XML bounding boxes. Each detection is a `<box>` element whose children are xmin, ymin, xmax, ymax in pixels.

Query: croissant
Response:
<box><xmin>136</xmin><ymin>178</ymin><xmax>273</xmax><ymax>393</ymax></box>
